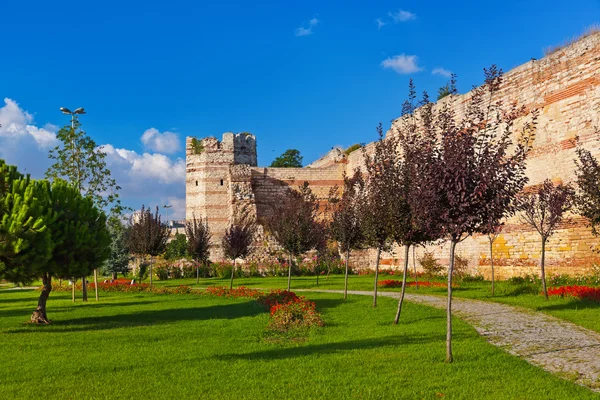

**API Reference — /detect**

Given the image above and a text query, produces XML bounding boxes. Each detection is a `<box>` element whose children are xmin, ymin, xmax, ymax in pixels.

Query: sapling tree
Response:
<box><xmin>264</xmin><ymin>182</ymin><xmax>324</xmax><ymax>291</ymax></box>
<box><xmin>222</xmin><ymin>208</ymin><xmax>257</xmax><ymax>289</ymax></box>
<box><xmin>361</xmin><ymin>124</ymin><xmax>398</xmax><ymax>308</ymax></box>
<box><xmin>575</xmin><ymin>135</ymin><xmax>600</xmax><ymax>238</ymax></box>
<box><xmin>328</xmin><ymin>169</ymin><xmax>365</xmax><ymax>300</ymax></box>
<box><xmin>102</xmin><ymin>216</ymin><xmax>131</xmax><ymax>280</ymax></box>
<box><xmin>127</xmin><ymin>206</ymin><xmax>170</xmax><ymax>288</ymax></box>
<box><xmin>185</xmin><ymin>215</ymin><xmax>211</xmax><ymax>284</ymax></box>
<box><xmin>416</xmin><ymin>66</ymin><xmax>536</xmax><ymax>362</ymax></box>
<box><xmin>517</xmin><ymin>180</ymin><xmax>574</xmax><ymax>299</ymax></box>
<box><xmin>391</xmin><ymin>85</ymin><xmax>439</xmax><ymax>324</ymax></box>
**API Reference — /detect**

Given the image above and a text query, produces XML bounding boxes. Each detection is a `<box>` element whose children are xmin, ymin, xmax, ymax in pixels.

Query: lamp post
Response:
<box><xmin>59</xmin><ymin>107</ymin><xmax>94</xmax><ymax>301</ymax></box>
<box><xmin>59</xmin><ymin>107</ymin><xmax>86</xmax><ymax>192</ymax></box>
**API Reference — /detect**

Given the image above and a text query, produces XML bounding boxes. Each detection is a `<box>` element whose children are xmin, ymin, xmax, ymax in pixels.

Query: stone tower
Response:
<box><xmin>186</xmin><ymin>132</ymin><xmax>258</xmax><ymax>258</ymax></box>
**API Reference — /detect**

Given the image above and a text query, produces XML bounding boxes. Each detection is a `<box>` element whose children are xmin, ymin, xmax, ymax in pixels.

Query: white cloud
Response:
<box><xmin>141</xmin><ymin>127</ymin><xmax>180</xmax><ymax>154</ymax></box>
<box><xmin>387</xmin><ymin>10</ymin><xmax>416</xmax><ymax>22</ymax></box>
<box><xmin>381</xmin><ymin>54</ymin><xmax>423</xmax><ymax>74</ymax></box>
<box><xmin>432</xmin><ymin>67</ymin><xmax>452</xmax><ymax>78</ymax></box>
<box><xmin>375</xmin><ymin>18</ymin><xmax>386</xmax><ymax>30</ymax></box>
<box><xmin>0</xmin><ymin>98</ymin><xmax>187</xmax><ymax>219</ymax></box>
<box><xmin>295</xmin><ymin>17</ymin><xmax>320</xmax><ymax>36</ymax></box>
<box><xmin>0</xmin><ymin>98</ymin><xmax>58</xmax><ymax>149</ymax></box>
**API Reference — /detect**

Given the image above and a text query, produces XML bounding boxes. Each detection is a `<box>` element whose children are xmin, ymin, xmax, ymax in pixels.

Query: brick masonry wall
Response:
<box><xmin>344</xmin><ymin>32</ymin><xmax>600</xmax><ymax>277</ymax></box>
<box><xmin>186</xmin><ymin>33</ymin><xmax>600</xmax><ymax>276</ymax></box>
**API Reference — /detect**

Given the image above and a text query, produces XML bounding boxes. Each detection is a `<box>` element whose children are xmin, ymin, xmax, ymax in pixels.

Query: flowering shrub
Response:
<box><xmin>547</xmin><ymin>285</ymin><xmax>600</xmax><ymax>302</ymax></box>
<box><xmin>205</xmin><ymin>286</ymin><xmax>262</xmax><ymax>299</ymax></box>
<box><xmin>257</xmin><ymin>290</ymin><xmax>300</xmax><ymax>309</ymax></box>
<box><xmin>378</xmin><ymin>279</ymin><xmax>446</xmax><ymax>288</ymax></box>
<box><xmin>267</xmin><ymin>297</ymin><xmax>324</xmax><ymax>333</ymax></box>
<box><xmin>205</xmin><ymin>286</ymin><xmax>324</xmax><ymax>339</ymax></box>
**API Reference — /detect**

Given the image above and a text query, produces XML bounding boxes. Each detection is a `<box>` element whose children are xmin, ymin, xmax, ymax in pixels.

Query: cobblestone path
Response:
<box><xmin>297</xmin><ymin>289</ymin><xmax>600</xmax><ymax>392</ymax></box>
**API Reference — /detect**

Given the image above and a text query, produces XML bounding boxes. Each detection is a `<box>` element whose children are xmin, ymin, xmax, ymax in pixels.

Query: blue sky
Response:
<box><xmin>1</xmin><ymin>0</ymin><xmax>598</xmax><ymax>219</ymax></box>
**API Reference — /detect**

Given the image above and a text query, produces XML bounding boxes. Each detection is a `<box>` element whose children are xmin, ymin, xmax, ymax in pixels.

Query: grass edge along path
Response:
<box><xmin>295</xmin><ymin>288</ymin><xmax>600</xmax><ymax>392</ymax></box>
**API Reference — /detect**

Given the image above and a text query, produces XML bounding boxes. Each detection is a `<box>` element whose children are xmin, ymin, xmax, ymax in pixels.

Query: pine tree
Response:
<box><xmin>102</xmin><ymin>216</ymin><xmax>131</xmax><ymax>280</ymax></box>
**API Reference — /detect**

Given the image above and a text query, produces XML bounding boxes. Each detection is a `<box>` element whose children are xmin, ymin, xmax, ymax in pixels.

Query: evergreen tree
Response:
<box><xmin>102</xmin><ymin>216</ymin><xmax>131</xmax><ymax>280</ymax></box>
<box><xmin>270</xmin><ymin>149</ymin><xmax>303</xmax><ymax>168</ymax></box>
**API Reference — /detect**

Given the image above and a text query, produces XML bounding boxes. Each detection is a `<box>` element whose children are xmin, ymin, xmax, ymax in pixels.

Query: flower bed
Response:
<box><xmin>49</xmin><ymin>281</ymin><xmax>194</xmax><ymax>295</ymax></box>
<box><xmin>205</xmin><ymin>286</ymin><xmax>323</xmax><ymax>338</ymax></box>
<box><xmin>378</xmin><ymin>280</ymin><xmax>446</xmax><ymax>288</ymax></box>
<box><xmin>547</xmin><ymin>285</ymin><xmax>600</xmax><ymax>302</ymax></box>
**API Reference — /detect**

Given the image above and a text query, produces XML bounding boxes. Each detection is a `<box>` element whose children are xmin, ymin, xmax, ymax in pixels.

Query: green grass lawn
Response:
<box><xmin>144</xmin><ymin>274</ymin><xmax>600</xmax><ymax>334</ymax></box>
<box><xmin>0</xmin><ymin>288</ymin><xmax>598</xmax><ymax>399</ymax></box>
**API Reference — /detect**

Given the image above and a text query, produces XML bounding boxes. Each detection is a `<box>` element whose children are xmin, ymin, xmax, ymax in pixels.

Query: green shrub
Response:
<box><xmin>419</xmin><ymin>252</ymin><xmax>443</xmax><ymax>277</ymax></box>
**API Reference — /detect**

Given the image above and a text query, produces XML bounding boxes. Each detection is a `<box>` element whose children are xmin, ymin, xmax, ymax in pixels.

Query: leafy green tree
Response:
<box><xmin>164</xmin><ymin>233</ymin><xmax>188</xmax><ymax>261</ymax></box>
<box><xmin>102</xmin><ymin>216</ymin><xmax>131</xmax><ymax>280</ymax></box>
<box><xmin>270</xmin><ymin>149</ymin><xmax>303</xmax><ymax>168</ymax></box>
<box><xmin>45</xmin><ymin>117</ymin><xmax>125</xmax><ymax>300</ymax></box>
<box><xmin>0</xmin><ymin>160</ymin><xmax>54</xmax><ymax>293</ymax></box>
<box><xmin>185</xmin><ymin>215</ymin><xmax>211</xmax><ymax>284</ymax></box>
<box><xmin>127</xmin><ymin>206</ymin><xmax>169</xmax><ymax>288</ymax></box>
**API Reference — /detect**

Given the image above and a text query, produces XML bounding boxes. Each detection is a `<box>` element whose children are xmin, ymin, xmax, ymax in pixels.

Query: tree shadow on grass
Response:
<box><xmin>6</xmin><ymin>301</ymin><xmax>263</xmax><ymax>334</ymax></box>
<box><xmin>215</xmin><ymin>332</ymin><xmax>465</xmax><ymax>361</ymax></box>
<box><xmin>535</xmin><ymin>299</ymin><xmax>600</xmax><ymax>312</ymax></box>
<box><xmin>312</xmin><ymin>298</ymin><xmax>348</xmax><ymax>311</ymax></box>
<box><xmin>0</xmin><ymin>301</ymin><xmax>161</xmax><ymax>319</ymax></box>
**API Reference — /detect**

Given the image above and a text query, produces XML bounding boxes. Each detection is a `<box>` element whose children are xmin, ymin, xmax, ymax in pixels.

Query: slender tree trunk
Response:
<box><xmin>489</xmin><ymin>239</ymin><xmax>495</xmax><ymax>296</ymax></box>
<box><xmin>373</xmin><ymin>245</ymin><xmax>381</xmax><ymax>308</ymax></box>
<box><xmin>150</xmin><ymin>257</ymin><xmax>153</xmax><ymax>288</ymax></box>
<box><xmin>344</xmin><ymin>248</ymin><xmax>350</xmax><ymax>300</ymax></box>
<box><xmin>196</xmin><ymin>261</ymin><xmax>200</xmax><ymax>285</ymax></box>
<box><xmin>31</xmin><ymin>273</ymin><xmax>52</xmax><ymax>324</ymax></box>
<box><xmin>287</xmin><ymin>253</ymin><xmax>293</xmax><ymax>291</ymax></box>
<box><xmin>316</xmin><ymin>264</ymin><xmax>319</xmax><ymax>286</ymax></box>
<box><xmin>413</xmin><ymin>245</ymin><xmax>418</xmax><ymax>290</ymax></box>
<box><xmin>394</xmin><ymin>244</ymin><xmax>411</xmax><ymax>324</ymax></box>
<box><xmin>94</xmin><ymin>269</ymin><xmax>99</xmax><ymax>301</ymax></box>
<box><xmin>230</xmin><ymin>259</ymin><xmax>236</xmax><ymax>290</ymax></box>
<box><xmin>71</xmin><ymin>277</ymin><xmax>75</xmax><ymax>302</ymax></box>
<box><xmin>446</xmin><ymin>240</ymin><xmax>457</xmax><ymax>363</ymax></box>
<box><xmin>112</xmin><ymin>272</ymin><xmax>117</xmax><ymax>280</ymax></box>
<box><xmin>541</xmin><ymin>238</ymin><xmax>548</xmax><ymax>300</ymax></box>
<box><xmin>82</xmin><ymin>275</ymin><xmax>88</xmax><ymax>302</ymax></box>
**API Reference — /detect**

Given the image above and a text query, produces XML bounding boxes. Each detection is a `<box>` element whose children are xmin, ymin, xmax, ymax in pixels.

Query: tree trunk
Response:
<box><xmin>71</xmin><ymin>277</ymin><xmax>75</xmax><ymax>302</ymax></box>
<box><xmin>373</xmin><ymin>245</ymin><xmax>381</xmax><ymax>308</ymax></box>
<box><xmin>541</xmin><ymin>238</ymin><xmax>548</xmax><ymax>300</ymax></box>
<box><xmin>394</xmin><ymin>245</ymin><xmax>411</xmax><ymax>324</ymax></box>
<box><xmin>82</xmin><ymin>275</ymin><xmax>88</xmax><ymax>302</ymax></box>
<box><xmin>196</xmin><ymin>261</ymin><xmax>200</xmax><ymax>285</ymax></box>
<box><xmin>287</xmin><ymin>253</ymin><xmax>293</xmax><ymax>291</ymax></box>
<box><xmin>150</xmin><ymin>257</ymin><xmax>153</xmax><ymax>288</ymax></box>
<box><xmin>344</xmin><ymin>248</ymin><xmax>350</xmax><ymax>300</ymax></box>
<box><xmin>446</xmin><ymin>240</ymin><xmax>457</xmax><ymax>363</ymax></box>
<box><xmin>94</xmin><ymin>269</ymin><xmax>99</xmax><ymax>301</ymax></box>
<box><xmin>489</xmin><ymin>239</ymin><xmax>495</xmax><ymax>296</ymax></box>
<box><xmin>413</xmin><ymin>245</ymin><xmax>418</xmax><ymax>290</ymax></box>
<box><xmin>112</xmin><ymin>272</ymin><xmax>117</xmax><ymax>280</ymax></box>
<box><xmin>316</xmin><ymin>264</ymin><xmax>319</xmax><ymax>286</ymax></box>
<box><xmin>31</xmin><ymin>273</ymin><xmax>52</xmax><ymax>324</ymax></box>
<box><xmin>230</xmin><ymin>259</ymin><xmax>236</xmax><ymax>290</ymax></box>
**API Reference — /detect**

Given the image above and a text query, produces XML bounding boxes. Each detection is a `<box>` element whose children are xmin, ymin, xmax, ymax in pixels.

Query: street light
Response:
<box><xmin>59</xmin><ymin>107</ymin><xmax>86</xmax><ymax>129</ymax></box>
<box><xmin>163</xmin><ymin>204</ymin><xmax>172</xmax><ymax>229</ymax></box>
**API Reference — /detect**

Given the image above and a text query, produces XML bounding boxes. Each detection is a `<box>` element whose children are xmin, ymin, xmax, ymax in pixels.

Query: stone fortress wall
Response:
<box><xmin>187</xmin><ymin>32</ymin><xmax>600</xmax><ymax>277</ymax></box>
